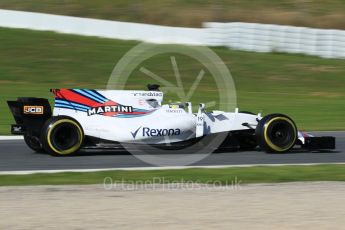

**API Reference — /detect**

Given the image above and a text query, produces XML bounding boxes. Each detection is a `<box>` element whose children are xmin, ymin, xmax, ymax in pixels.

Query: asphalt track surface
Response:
<box><xmin>0</xmin><ymin>132</ymin><xmax>344</xmax><ymax>171</ymax></box>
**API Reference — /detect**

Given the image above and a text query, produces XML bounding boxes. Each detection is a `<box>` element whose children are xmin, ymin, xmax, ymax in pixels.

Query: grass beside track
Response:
<box><xmin>0</xmin><ymin>165</ymin><xmax>345</xmax><ymax>186</ymax></box>
<box><xmin>0</xmin><ymin>27</ymin><xmax>344</xmax><ymax>134</ymax></box>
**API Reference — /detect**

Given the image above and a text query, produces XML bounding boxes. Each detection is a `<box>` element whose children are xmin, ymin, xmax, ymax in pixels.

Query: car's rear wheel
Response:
<box><xmin>256</xmin><ymin>114</ymin><xmax>297</xmax><ymax>153</ymax></box>
<box><xmin>40</xmin><ymin>116</ymin><xmax>84</xmax><ymax>156</ymax></box>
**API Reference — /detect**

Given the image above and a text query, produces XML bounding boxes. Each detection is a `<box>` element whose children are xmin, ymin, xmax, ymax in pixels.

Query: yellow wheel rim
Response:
<box><xmin>47</xmin><ymin>119</ymin><xmax>83</xmax><ymax>155</ymax></box>
<box><xmin>263</xmin><ymin>117</ymin><xmax>296</xmax><ymax>152</ymax></box>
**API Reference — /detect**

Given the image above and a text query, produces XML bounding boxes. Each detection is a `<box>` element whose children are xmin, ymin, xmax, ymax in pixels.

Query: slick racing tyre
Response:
<box><xmin>24</xmin><ymin>134</ymin><xmax>44</xmax><ymax>153</ymax></box>
<box><xmin>256</xmin><ymin>114</ymin><xmax>297</xmax><ymax>153</ymax></box>
<box><xmin>40</xmin><ymin>116</ymin><xmax>84</xmax><ymax>156</ymax></box>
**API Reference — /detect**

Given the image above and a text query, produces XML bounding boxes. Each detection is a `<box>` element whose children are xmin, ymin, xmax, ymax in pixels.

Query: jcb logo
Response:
<box><xmin>23</xmin><ymin>106</ymin><xmax>44</xmax><ymax>114</ymax></box>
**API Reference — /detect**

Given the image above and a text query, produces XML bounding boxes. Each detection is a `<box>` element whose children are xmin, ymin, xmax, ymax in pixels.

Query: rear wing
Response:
<box><xmin>7</xmin><ymin>98</ymin><xmax>52</xmax><ymax>136</ymax></box>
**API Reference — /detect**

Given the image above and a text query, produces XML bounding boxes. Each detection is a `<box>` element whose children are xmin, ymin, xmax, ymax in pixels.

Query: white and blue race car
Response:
<box><xmin>7</xmin><ymin>85</ymin><xmax>335</xmax><ymax>156</ymax></box>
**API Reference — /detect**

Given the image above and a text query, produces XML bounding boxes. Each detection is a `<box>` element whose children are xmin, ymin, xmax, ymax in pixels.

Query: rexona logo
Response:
<box><xmin>87</xmin><ymin>105</ymin><xmax>133</xmax><ymax>116</ymax></box>
<box><xmin>23</xmin><ymin>106</ymin><xmax>44</xmax><ymax>115</ymax></box>
<box><xmin>131</xmin><ymin>126</ymin><xmax>181</xmax><ymax>139</ymax></box>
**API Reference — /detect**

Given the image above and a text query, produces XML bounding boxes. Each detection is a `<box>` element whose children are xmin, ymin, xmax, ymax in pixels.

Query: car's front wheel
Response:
<box><xmin>40</xmin><ymin>116</ymin><xmax>84</xmax><ymax>156</ymax></box>
<box><xmin>256</xmin><ymin>114</ymin><xmax>297</xmax><ymax>153</ymax></box>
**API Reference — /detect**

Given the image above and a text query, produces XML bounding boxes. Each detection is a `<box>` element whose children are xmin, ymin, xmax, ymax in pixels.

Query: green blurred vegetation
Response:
<box><xmin>1</xmin><ymin>164</ymin><xmax>345</xmax><ymax>186</ymax></box>
<box><xmin>0</xmin><ymin>27</ymin><xmax>344</xmax><ymax>134</ymax></box>
<box><xmin>0</xmin><ymin>0</ymin><xmax>345</xmax><ymax>29</ymax></box>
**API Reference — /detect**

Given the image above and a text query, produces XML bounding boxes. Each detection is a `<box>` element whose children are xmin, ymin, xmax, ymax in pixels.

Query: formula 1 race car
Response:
<box><xmin>7</xmin><ymin>85</ymin><xmax>335</xmax><ymax>156</ymax></box>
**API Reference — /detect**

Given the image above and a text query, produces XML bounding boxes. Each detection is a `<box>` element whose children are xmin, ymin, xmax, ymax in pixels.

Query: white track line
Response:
<box><xmin>1</xmin><ymin>163</ymin><xmax>345</xmax><ymax>175</ymax></box>
<box><xmin>0</xmin><ymin>136</ymin><xmax>23</xmax><ymax>140</ymax></box>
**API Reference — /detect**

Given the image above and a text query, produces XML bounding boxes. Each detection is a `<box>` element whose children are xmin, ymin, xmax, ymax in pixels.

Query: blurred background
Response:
<box><xmin>0</xmin><ymin>0</ymin><xmax>344</xmax><ymax>134</ymax></box>
<box><xmin>1</xmin><ymin>0</ymin><xmax>345</xmax><ymax>28</ymax></box>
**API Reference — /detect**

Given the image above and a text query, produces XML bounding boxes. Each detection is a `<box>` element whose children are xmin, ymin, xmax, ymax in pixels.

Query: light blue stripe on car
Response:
<box><xmin>83</xmin><ymin>89</ymin><xmax>108</xmax><ymax>103</ymax></box>
<box><xmin>73</xmin><ymin>89</ymin><xmax>105</xmax><ymax>103</ymax></box>
<box><xmin>55</xmin><ymin>104</ymin><xmax>88</xmax><ymax>112</ymax></box>
<box><xmin>55</xmin><ymin>99</ymin><xmax>90</xmax><ymax>110</ymax></box>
